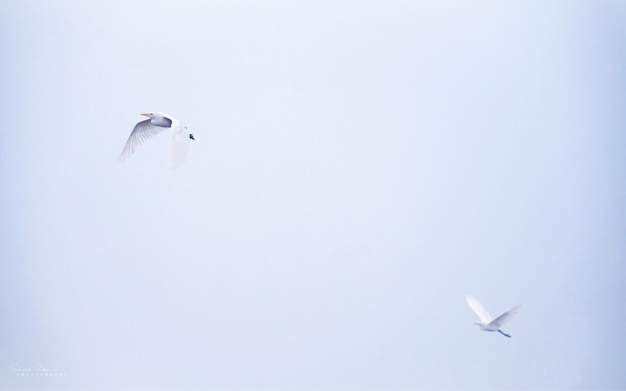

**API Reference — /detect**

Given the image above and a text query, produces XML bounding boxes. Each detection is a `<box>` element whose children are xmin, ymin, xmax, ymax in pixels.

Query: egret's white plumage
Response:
<box><xmin>120</xmin><ymin>112</ymin><xmax>194</xmax><ymax>168</ymax></box>
<box><xmin>466</xmin><ymin>294</ymin><xmax>520</xmax><ymax>338</ymax></box>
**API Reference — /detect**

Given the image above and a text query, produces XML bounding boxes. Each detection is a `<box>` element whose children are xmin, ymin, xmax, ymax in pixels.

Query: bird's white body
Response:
<box><xmin>466</xmin><ymin>294</ymin><xmax>520</xmax><ymax>338</ymax></box>
<box><xmin>120</xmin><ymin>112</ymin><xmax>193</xmax><ymax>168</ymax></box>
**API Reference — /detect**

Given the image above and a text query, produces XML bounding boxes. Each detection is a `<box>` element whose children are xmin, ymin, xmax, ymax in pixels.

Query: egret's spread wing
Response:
<box><xmin>169</xmin><ymin>130</ymin><xmax>190</xmax><ymax>168</ymax></box>
<box><xmin>488</xmin><ymin>305</ymin><xmax>520</xmax><ymax>328</ymax></box>
<box><xmin>120</xmin><ymin>119</ymin><xmax>167</xmax><ymax>160</ymax></box>
<box><xmin>466</xmin><ymin>294</ymin><xmax>492</xmax><ymax>323</ymax></box>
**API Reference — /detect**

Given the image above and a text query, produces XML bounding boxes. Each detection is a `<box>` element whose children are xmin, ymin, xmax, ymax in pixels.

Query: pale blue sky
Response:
<box><xmin>1</xmin><ymin>1</ymin><xmax>625</xmax><ymax>390</ymax></box>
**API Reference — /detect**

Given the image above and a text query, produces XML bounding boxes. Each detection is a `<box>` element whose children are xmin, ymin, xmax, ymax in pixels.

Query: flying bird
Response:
<box><xmin>466</xmin><ymin>294</ymin><xmax>520</xmax><ymax>338</ymax></box>
<box><xmin>120</xmin><ymin>112</ymin><xmax>194</xmax><ymax>168</ymax></box>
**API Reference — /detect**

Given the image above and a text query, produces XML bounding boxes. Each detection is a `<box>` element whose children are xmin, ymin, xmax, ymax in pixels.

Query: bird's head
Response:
<box><xmin>141</xmin><ymin>112</ymin><xmax>153</xmax><ymax>118</ymax></box>
<box><xmin>473</xmin><ymin>322</ymin><xmax>483</xmax><ymax>327</ymax></box>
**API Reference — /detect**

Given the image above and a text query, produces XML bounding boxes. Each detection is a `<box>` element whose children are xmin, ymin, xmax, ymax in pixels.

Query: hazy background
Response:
<box><xmin>1</xmin><ymin>1</ymin><xmax>625</xmax><ymax>389</ymax></box>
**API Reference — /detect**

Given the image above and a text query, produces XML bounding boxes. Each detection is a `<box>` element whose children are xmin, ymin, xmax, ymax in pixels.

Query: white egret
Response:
<box><xmin>120</xmin><ymin>112</ymin><xmax>195</xmax><ymax>168</ymax></box>
<box><xmin>466</xmin><ymin>294</ymin><xmax>520</xmax><ymax>338</ymax></box>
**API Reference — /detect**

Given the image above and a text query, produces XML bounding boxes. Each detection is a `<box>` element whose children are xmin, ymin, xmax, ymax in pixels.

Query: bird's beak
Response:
<box><xmin>140</xmin><ymin>113</ymin><xmax>150</xmax><ymax>117</ymax></box>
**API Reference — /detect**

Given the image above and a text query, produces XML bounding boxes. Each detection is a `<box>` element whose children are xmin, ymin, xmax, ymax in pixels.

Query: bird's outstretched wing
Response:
<box><xmin>488</xmin><ymin>305</ymin><xmax>520</xmax><ymax>328</ymax></box>
<box><xmin>169</xmin><ymin>131</ymin><xmax>190</xmax><ymax>168</ymax></box>
<box><xmin>119</xmin><ymin>119</ymin><xmax>167</xmax><ymax>161</ymax></box>
<box><xmin>466</xmin><ymin>294</ymin><xmax>492</xmax><ymax>323</ymax></box>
